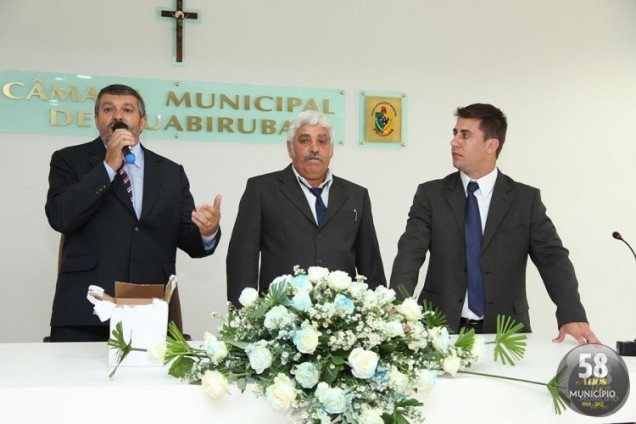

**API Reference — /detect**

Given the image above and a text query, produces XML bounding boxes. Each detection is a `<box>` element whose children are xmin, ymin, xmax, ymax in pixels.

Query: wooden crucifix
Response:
<box><xmin>160</xmin><ymin>0</ymin><xmax>199</xmax><ymax>63</ymax></box>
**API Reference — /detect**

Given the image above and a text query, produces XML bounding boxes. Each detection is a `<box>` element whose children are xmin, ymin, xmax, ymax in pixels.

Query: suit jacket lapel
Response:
<box><xmin>279</xmin><ymin>165</ymin><xmax>316</xmax><ymax>225</ymax></box>
<box><xmin>482</xmin><ymin>172</ymin><xmax>513</xmax><ymax>250</ymax></box>
<box><xmin>322</xmin><ymin>177</ymin><xmax>347</xmax><ymax>227</ymax></box>
<box><xmin>139</xmin><ymin>147</ymin><xmax>163</xmax><ymax>221</ymax></box>
<box><xmin>444</xmin><ymin>173</ymin><xmax>467</xmax><ymax>238</ymax></box>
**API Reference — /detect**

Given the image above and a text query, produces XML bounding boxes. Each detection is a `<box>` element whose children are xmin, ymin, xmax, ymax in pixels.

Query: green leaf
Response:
<box><xmin>321</xmin><ymin>364</ymin><xmax>340</xmax><ymax>384</ymax></box>
<box><xmin>454</xmin><ymin>327</ymin><xmax>475</xmax><ymax>350</ymax></box>
<box><xmin>331</xmin><ymin>354</ymin><xmax>346</xmax><ymax>366</ymax></box>
<box><xmin>493</xmin><ymin>315</ymin><xmax>527</xmax><ymax>366</ymax></box>
<box><xmin>106</xmin><ymin>321</ymin><xmax>133</xmax><ymax>378</ymax></box>
<box><xmin>264</xmin><ymin>281</ymin><xmax>290</xmax><ymax>306</ymax></box>
<box><xmin>397</xmin><ymin>283</ymin><xmax>413</xmax><ymax>299</ymax></box>
<box><xmin>421</xmin><ymin>299</ymin><xmax>447</xmax><ymax>328</ymax></box>
<box><xmin>395</xmin><ymin>397</ymin><xmax>423</xmax><ymax>408</ymax></box>
<box><xmin>226</xmin><ymin>340</ymin><xmax>250</xmax><ymax>350</ymax></box>
<box><xmin>379</xmin><ymin>343</ymin><xmax>397</xmax><ymax>354</ymax></box>
<box><xmin>164</xmin><ymin>321</ymin><xmax>196</xmax><ymax>363</ymax></box>
<box><xmin>247</xmin><ymin>304</ymin><xmax>270</xmax><ymax>319</ymax></box>
<box><xmin>547</xmin><ymin>366</ymin><xmax>570</xmax><ymax>415</ymax></box>
<box><xmin>237</xmin><ymin>377</ymin><xmax>247</xmax><ymax>392</ymax></box>
<box><xmin>168</xmin><ymin>356</ymin><xmax>195</xmax><ymax>379</ymax></box>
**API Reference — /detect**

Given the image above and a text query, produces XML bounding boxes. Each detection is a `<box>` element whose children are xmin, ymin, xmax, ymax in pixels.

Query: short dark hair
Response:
<box><xmin>455</xmin><ymin>103</ymin><xmax>507</xmax><ymax>157</ymax></box>
<box><xmin>94</xmin><ymin>84</ymin><xmax>146</xmax><ymax>118</ymax></box>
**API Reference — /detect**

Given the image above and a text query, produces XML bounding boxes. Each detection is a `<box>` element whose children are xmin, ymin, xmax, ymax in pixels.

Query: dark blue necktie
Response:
<box><xmin>465</xmin><ymin>181</ymin><xmax>485</xmax><ymax>317</ymax></box>
<box><xmin>308</xmin><ymin>187</ymin><xmax>327</xmax><ymax>225</ymax></box>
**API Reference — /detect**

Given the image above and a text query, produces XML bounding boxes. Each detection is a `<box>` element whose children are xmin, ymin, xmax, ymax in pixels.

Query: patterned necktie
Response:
<box><xmin>465</xmin><ymin>181</ymin><xmax>485</xmax><ymax>317</ymax></box>
<box><xmin>307</xmin><ymin>187</ymin><xmax>327</xmax><ymax>225</ymax></box>
<box><xmin>118</xmin><ymin>166</ymin><xmax>133</xmax><ymax>203</ymax></box>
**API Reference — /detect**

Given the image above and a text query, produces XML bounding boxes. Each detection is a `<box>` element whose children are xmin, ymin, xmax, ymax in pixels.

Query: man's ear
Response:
<box><xmin>486</xmin><ymin>138</ymin><xmax>500</xmax><ymax>154</ymax></box>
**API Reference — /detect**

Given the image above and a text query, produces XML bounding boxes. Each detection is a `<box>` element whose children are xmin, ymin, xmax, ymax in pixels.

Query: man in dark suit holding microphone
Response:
<box><xmin>390</xmin><ymin>103</ymin><xmax>598</xmax><ymax>344</ymax></box>
<box><xmin>226</xmin><ymin>110</ymin><xmax>386</xmax><ymax>306</ymax></box>
<box><xmin>46</xmin><ymin>84</ymin><xmax>222</xmax><ymax>342</ymax></box>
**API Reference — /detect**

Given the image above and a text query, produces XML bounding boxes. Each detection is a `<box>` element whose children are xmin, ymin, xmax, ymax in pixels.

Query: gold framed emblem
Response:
<box><xmin>359</xmin><ymin>91</ymin><xmax>406</xmax><ymax>145</ymax></box>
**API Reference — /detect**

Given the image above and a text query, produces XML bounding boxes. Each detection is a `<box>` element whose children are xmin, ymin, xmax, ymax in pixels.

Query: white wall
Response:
<box><xmin>1</xmin><ymin>0</ymin><xmax>635</xmax><ymax>346</ymax></box>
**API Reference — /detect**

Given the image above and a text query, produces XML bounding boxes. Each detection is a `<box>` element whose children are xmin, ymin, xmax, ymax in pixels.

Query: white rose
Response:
<box><xmin>328</xmin><ymin>270</ymin><xmax>352</xmax><ymax>291</ymax></box>
<box><xmin>293</xmin><ymin>327</ymin><xmax>321</xmax><ymax>354</ymax></box>
<box><xmin>201</xmin><ymin>370</ymin><xmax>229</xmax><ymax>399</ymax></box>
<box><xmin>389</xmin><ymin>367</ymin><xmax>410</xmax><ymax>393</ymax></box>
<box><xmin>375</xmin><ymin>286</ymin><xmax>397</xmax><ymax>305</ymax></box>
<box><xmin>430</xmin><ymin>326</ymin><xmax>450</xmax><ymax>351</ymax></box>
<box><xmin>314</xmin><ymin>381</ymin><xmax>329</xmax><ymax>398</ymax></box>
<box><xmin>442</xmin><ymin>355</ymin><xmax>461</xmax><ymax>377</ymax></box>
<box><xmin>238</xmin><ymin>287</ymin><xmax>259</xmax><ymax>307</ymax></box>
<box><xmin>207</xmin><ymin>340</ymin><xmax>229</xmax><ymax>363</ymax></box>
<box><xmin>246</xmin><ymin>341</ymin><xmax>273</xmax><ymax>374</ymax></box>
<box><xmin>471</xmin><ymin>335</ymin><xmax>487</xmax><ymax>362</ymax></box>
<box><xmin>264</xmin><ymin>305</ymin><xmax>295</xmax><ymax>330</ymax></box>
<box><xmin>417</xmin><ymin>369</ymin><xmax>438</xmax><ymax>391</ymax></box>
<box><xmin>293</xmin><ymin>362</ymin><xmax>320</xmax><ymax>388</ymax></box>
<box><xmin>318</xmin><ymin>386</ymin><xmax>347</xmax><ymax>414</ymax></box>
<box><xmin>396</xmin><ymin>298</ymin><xmax>422</xmax><ymax>322</ymax></box>
<box><xmin>203</xmin><ymin>331</ymin><xmax>218</xmax><ymax>346</ymax></box>
<box><xmin>265</xmin><ymin>373</ymin><xmax>297</xmax><ymax>410</ymax></box>
<box><xmin>146</xmin><ymin>342</ymin><xmax>167</xmax><ymax>364</ymax></box>
<box><xmin>359</xmin><ymin>408</ymin><xmax>384</xmax><ymax>424</ymax></box>
<box><xmin>307</xmin><ymin>266</ymin><xmax>329</xmax><ymax>282</ymax></box>
<box><xmin>348</xmin><ymin>347</ymin><xmax>379</xmax><ymax>379</ymax></box>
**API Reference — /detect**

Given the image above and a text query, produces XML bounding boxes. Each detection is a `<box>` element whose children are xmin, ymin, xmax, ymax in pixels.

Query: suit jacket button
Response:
<box><xmin>316</xmin><ymin>259</ymin><xmax>322</xmax><ymax>264</ymax></box>
<box><xmin>134</xmin><ymin>226</ymin><xmax>140</xmax><ymax>232</ymax></box>
<box><xmin>316</xmin><ymin>234</ymin><xmax>322</xmax><ymax>239</ymax></box>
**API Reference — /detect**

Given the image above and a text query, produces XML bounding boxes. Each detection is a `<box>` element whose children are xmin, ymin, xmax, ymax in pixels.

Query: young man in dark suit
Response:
<box><xmin>390</xmin><ymin>103</ymin><xmax>598</xmax><ymax>344</ymax></box>
<box><xmin>46</xmin><ymin>84</ymin><xmax>222</xmax><ymax>342</ymax></box>
<box><xmin>226</xmin><ymin>110</ymin><xmax>386</xmax><ymax>306</ymax></box>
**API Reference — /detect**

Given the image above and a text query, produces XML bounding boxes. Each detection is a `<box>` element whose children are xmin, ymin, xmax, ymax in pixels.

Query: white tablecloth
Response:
<box><xmin>0</xmin><ymin>335</ymin><xmax>634</xmax><ymax>423</ymax></box>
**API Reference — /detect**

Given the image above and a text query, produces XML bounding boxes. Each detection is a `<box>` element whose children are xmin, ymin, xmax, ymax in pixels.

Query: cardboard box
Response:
<box><xmin>106</xmin><ymin>278</ymin><xmax>176</xmax><ymax>367</ymax></box>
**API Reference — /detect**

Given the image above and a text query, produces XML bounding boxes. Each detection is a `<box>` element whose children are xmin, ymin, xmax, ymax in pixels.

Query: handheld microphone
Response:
<box><xmin>612</xmin><ymin>231</ymin><xmax>636</xmax><ymax>356</ymax></box>
<box><xmin>112</xmin><ymin>121</ymin><xmax>135</xmax><ymax>164</ymax></box>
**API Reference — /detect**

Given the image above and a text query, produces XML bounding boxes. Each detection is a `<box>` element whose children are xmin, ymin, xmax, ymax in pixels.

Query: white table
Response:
<box><xmin>0</xmin><ymin>336</ymin><xmax>634</xmax><ymax>423</ymax></box>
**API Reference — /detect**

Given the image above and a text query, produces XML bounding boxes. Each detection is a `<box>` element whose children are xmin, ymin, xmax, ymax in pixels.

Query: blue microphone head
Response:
<box><xmin>124</xmin><ymin>152</ymin><xmax>136</xmax><ymax>164</ymax></box>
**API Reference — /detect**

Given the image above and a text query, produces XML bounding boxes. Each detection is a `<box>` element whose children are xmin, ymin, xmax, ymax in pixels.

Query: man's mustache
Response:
<box><xmin>303</xmin><ymin>152</ymin><xmax>324</xmax><ymax>162</ymax></box>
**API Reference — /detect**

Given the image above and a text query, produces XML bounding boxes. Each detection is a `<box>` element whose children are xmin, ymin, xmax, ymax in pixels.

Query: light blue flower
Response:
<box><xmin>291</xmin><ymin>291</ymin><xmax>312</xmax><ymax>312</ymax></box>
<box><xmin>290</xmin><ymin>274</ymin><xmax>312</xmax><ymax>293</ymax></box>
<box><xmin>333</xmin><ymin>294</ymin><xmax>354</xmax><ymax>315</ymax></box>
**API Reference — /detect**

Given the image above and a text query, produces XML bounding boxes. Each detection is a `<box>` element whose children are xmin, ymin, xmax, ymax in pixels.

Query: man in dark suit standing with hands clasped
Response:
<box><xmin>226</xmin><ymin>110</ymin><xmax>386</xmax><ymax>306</ymax></box>
<box><xmin>390</xmin><ymin>103</ymin><xmax>599</xmax><ymax>345</ymax></box>
<box><xmin>46</xmin><ymin>84</ymin><xmax>222</xmax><ymax>342</ymax></box>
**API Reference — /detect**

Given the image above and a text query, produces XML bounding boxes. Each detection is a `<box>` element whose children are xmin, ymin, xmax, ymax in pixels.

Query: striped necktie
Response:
<box><xmin>118</xmin><ymin>166</ymin><xmax>133</xmax><ymax>203</ymax></box>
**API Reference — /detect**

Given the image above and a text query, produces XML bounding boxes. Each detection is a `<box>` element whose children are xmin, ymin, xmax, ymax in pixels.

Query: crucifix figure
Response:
<box><xmin>160</xmin><ymin>0</ymin><xmax>199</xmax><ymax>63</ymax></box>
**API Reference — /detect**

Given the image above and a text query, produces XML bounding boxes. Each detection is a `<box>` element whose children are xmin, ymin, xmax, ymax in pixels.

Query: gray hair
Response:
<box><xmin>287</xmin><ymin>110</ymin><xmax>334</xmax><ymax>144</ymax></box>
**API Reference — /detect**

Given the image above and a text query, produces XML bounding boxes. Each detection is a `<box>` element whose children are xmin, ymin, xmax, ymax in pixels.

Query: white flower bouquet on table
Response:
<box><xmin>108</xmin><ymin>266</ymin><xmax>565</xmax><ymax>423</ymax></box>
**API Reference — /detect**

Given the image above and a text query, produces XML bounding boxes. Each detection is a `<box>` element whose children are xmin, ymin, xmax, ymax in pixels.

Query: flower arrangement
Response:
<box><xmin>109</xmin><ymin>266</ymin><xmax>565</xmax><ymax>423</ymax></box>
